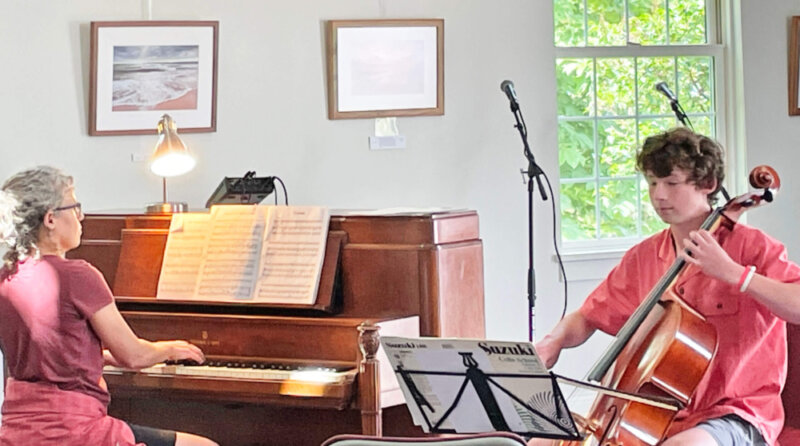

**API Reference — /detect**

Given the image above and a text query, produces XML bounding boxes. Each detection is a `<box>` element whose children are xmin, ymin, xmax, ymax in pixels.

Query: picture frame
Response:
<box><xmin>326</xmin><ymin>19</ymin><xmax>444</xmax><ymax>120</ymax></box>
<box><xmin>789</xmin><ymin>16</ymin><xmax>800</xmax><ymax>115</ymax></box>
<box><xmin>89</xmin><ymin>21</ymin><xmax>219</xmax><ymax>135</ymax></box>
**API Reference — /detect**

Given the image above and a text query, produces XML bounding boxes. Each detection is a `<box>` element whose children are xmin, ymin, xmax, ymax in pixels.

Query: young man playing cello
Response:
<box><xmin>535</xmin><ymin>128</ymin><xmax>800</xmax><ymax>446</ymax></box>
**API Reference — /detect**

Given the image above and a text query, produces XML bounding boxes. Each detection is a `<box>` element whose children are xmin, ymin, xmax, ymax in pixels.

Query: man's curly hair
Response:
<box><xmin>636</xmin><ymin>127</ymin><xmax>725</xmax><ymax>205</ymax></box>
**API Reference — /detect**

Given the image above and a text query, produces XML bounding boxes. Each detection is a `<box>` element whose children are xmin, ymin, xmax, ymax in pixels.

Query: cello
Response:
<box><xmin>548</xmin><ymin>165</ymin><xmax>780</xmax><ymax>446</ymax></box>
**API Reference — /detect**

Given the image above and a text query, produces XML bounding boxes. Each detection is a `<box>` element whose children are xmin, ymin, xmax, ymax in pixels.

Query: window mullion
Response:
<box><xmin>665</xmin><ymin>0</ymin><xmax>671</xmax><ymax>45</ymax></box>
<box><xmin>555</xmin><ymin>44</ymin><xmax>724</xmax><ymax>58</ymax></box>
<box><xmin>634</xmin><ymin>56</ymin><xmax>643</xmax><ymax>237</ymax></box>
<box><xmin>592</xmin><ymin>57</ymin><xmax>601</xmax><ymax>240</ymax></box>
<box><xmin>583</xmin><ymin>0</ymin><xmax>589</xmax><ymax>47</ymax></box>
<box><xmin>624</xmin><ymin>0</ymin><xmax>630</xmax><ymax>44</ymax></box>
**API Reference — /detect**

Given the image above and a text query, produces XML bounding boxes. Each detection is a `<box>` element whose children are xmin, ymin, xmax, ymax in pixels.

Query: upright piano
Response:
<box><xmin>69</xmin><ymin>209</ymin><xmax>485</xmax><ymax>446</ymax></box>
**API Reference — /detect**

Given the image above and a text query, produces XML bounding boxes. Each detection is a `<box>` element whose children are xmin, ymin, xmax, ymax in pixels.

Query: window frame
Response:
<box><xmin>553</xmin><ymin>0</ymin><xmax>736</xmax><ymax>255</ymax></box>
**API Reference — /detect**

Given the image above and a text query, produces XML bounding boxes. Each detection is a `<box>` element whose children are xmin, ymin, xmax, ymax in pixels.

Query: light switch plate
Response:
<box><xmin>369</xmin><ymin>135</ymin><xmax>406</xmax><ymax>150</ymax></box>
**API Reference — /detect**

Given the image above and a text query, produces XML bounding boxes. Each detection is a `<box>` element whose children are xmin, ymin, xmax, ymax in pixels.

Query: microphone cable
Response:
<box><xmin>538</xmin><ymin>168</ymin><xmax>569</xmax><ymax>321</ymax></box>
<box><xmin>273</xmin><ymin>176</ymin><xmax>288</xmax><ymax>205</ymax></box>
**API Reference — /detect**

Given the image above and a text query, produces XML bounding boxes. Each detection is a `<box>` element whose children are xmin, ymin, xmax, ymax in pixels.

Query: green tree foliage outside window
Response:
<box><xmin>554</xmin><ymin>0</ymin><xmax>715</xmax><ymax>244</ymax></box>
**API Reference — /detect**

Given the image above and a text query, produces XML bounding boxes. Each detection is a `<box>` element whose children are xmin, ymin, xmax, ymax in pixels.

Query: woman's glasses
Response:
<box><xmin>54</xmin><ymin>202</ymin><xmax>82</xmax><ymax>218</ymax></box>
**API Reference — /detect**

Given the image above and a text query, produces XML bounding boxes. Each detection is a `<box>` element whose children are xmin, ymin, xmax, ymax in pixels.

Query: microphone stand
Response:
<box><xmin>669</xmin><ymin>99</ymin><xmax>693</xmax><ymax>130</ymax></box>
<box><xmin>507</xmin><ymin>97</ymin><xmax>548</xmax><ymax>342</ymax></box>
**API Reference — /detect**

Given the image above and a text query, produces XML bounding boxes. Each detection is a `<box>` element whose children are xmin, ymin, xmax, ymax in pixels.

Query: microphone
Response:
<box><xmin>500</xmin><ymin>80</ymin><xmax>518</xmax><ymax>104</ymax></box>
<box><xmin>655</xmin><ymin>82</ymin><xmax>677</xmax><ymax>103</ymax></box>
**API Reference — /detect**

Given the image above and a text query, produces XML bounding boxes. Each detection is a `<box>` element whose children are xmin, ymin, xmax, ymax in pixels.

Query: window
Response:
<box><xmin>555</xmin><ymin>0</ymin><xmax>722</xmax><ymax>250</ymax></box>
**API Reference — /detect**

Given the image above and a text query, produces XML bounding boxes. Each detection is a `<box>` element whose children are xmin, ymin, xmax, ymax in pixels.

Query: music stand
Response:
<box><xmin>205</xmin><ymin>171</ymin><xmax>275</xmax><ymax>208</ymax></box>
<box><xmin>381</xmin><ymin>338</ymin><xmax>583</xmax><ymax>440</ymax></box>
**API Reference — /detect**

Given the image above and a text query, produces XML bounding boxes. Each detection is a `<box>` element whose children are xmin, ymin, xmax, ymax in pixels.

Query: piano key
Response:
<box><xmin>104</xmin><ymin>363</ymin><xmax>353</xmax><ymax>383</ymax></box>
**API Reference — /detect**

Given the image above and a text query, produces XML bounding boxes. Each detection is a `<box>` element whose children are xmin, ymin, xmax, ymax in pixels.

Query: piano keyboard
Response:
<box><xmin>104</xmin><ymin>361</ymin><xmax>354</xmax><ymax>384</ymax></box>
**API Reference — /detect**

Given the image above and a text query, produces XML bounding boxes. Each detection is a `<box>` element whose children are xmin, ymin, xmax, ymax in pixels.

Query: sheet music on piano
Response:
<box><xmin>156</xmin><ymin>212</ymin><xmax>212</xmax><ymax>299</ymax></box>
<box><xmin>156</xmin><ymin>205</ymin><xmax>330</xmax><ymax>304</ymax></box>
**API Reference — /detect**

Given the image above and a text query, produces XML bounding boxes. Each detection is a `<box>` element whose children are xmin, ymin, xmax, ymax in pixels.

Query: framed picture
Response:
<box><xmin>789</xmin><ymin>16</ymin><xmax>800</xmax><ymax>115</ymax></box>
<box><xmin>326</xmin><ymin>19</ymin><xmax>444</xmax><ymax>119</ymax></box>
<box><xmin>89</xmin><ymin>21</ymin><xmax>219</xmax><ymax>135</ymax></box>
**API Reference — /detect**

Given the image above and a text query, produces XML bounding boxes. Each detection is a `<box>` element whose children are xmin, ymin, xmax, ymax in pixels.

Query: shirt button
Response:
<box><xmin>678</xmin><ymin>287</ymin><xmax>684</xmax><ymax>295</ymax></box>
<box><xmin>716</xmin><ymin>303</ymin><xmax>723</xmax><ymax>309</ymax></box>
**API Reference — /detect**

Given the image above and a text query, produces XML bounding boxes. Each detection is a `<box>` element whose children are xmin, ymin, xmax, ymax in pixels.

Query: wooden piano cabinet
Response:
<box><xmin>71</xmin><ymin>210</ymin><xmax>485</xmax><ymax>338</ymax></box>
<box><xmin>105</xmin><ymin>317</ymin><xmax>421</xmax><ymax>446</ymax></box>
<box><xmin>331</xmin><ymin>211</ymin><xmax>485</xmax><ymax>338</ymax></box>
<box><xmin>107</xmin><ymin>398</ymin><xmax>421</xmax><ymax>446</ymax></box>
<box><xmin>358</xmin><ymin>323</ymin><xmax>381</xmax><ymax>436</ymax></box>
<box><xmin>70</xmin><ymin>210</ymin><xmax>485</xmax><ymax>445</ymax></box>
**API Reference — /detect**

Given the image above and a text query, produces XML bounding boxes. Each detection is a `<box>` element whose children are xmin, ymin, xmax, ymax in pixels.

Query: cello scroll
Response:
<box><xmin>748</xmin><ymin>165</ymin><xmax>780</xmax><ymax>202</ymax></box>
<box><xmin>723</xmin><ymin>165</ymin><xmax>780</xmax><ymax>220</ymax></box>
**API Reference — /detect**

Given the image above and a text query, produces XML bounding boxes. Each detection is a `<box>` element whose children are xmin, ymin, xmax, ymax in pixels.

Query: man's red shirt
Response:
<box><xmin>580</xmin><ymin>222</ymin><xmax>800</xmax><ymax>445</ymax></box>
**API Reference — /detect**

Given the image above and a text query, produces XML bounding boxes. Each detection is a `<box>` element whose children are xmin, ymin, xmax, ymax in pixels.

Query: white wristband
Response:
<box><xmin>739</xmin><ymin>265</ymin><xmax>756</xmax><ymax>293</ymax></box>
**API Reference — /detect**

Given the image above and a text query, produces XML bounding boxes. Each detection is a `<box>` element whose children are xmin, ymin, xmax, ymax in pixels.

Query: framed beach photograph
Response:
<box><xmin>89</xmin><ymin>21</ymin><xmax>219</xmax><ymax>135</ymax></box>
<box><xmin>326</xmin><ymin>19</ymin><xmax>444</xmax><ymax>119</ymax></box>
<box><xmin>790</xmin><ymin>16</ymin><xmax>800</xmax><ymax>115</ymax></box>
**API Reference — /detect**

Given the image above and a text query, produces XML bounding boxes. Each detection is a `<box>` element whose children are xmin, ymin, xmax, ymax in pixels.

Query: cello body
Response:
<box><xmin>564</xmin><ymin>299</ymin><xmax>717</xmax><ymax>446</ymax></box>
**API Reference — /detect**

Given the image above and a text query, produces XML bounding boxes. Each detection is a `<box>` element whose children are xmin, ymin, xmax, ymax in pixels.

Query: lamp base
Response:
<box><xmin>146</xmin><ymin>201</ymin><xmax>189</xmax><ymax>214</ymax></box>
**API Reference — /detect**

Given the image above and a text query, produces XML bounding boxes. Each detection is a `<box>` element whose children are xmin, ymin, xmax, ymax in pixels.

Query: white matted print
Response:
<box><xmin>89</xmin><ymin>21</ymin><xmax>218</xmax><ymax>135</ymax></box>
<box><xmin>326</xmin><ymin>19</ymin><xmax>444</xmax><ymax>119</ymax></box>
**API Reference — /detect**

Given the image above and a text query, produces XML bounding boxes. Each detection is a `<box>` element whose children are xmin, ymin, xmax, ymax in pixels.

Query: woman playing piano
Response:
<box><xmin>0</xmin><ymin>166</ymin><xmax>218</xmax><ymax>446</ymax></box>
<box><xmin>534</xmin><ymin>128</ymin><xmax>800</xmax><ymax>446</ymax></box>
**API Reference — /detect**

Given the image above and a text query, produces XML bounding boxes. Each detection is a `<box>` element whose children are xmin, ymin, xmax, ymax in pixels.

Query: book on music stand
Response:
<box><xmin>380</xmin><ymin>337</ymin><xmax>583</xmax><ymax>440</ymax></box>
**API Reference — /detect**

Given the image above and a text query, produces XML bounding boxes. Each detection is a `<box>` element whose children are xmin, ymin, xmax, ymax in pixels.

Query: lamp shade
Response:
<box><xmin>150</xmin><ymin>114</ymin><xmax>196</xmax><ymax>177</ymax></box>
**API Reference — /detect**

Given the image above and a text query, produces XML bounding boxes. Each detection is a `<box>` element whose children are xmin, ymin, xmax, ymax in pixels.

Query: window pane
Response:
<box><xmin>637</xmin><ymin>57</ymin><xmax>676</xmax><ymax>115</ymax></box>
<box><xmin>639</xmin><ymin>118</ymin><xmax>676</xmax><ymax>143</ymax></box>
<box><xmin>628</xmin><ymin>0</ymin><xmax>666</xmax><ymax>45</ymax></box>
<box><xmin>640</xmin><ymin>177</ymin><xmax>667</xmax><ymax>234</ymax></box>
<box><xmin>554</xmin><ymin>0</ymin><xmax>585</xmax><ymax>47</ymax></box>
<box><xmin>561</xmin><ymin>182</ymin><xmax>597</xmax><ymax>241</ymax></box>
<box><xmin>587</xmin><ymin>0</ymin><xmax>626</xmax><ymax>46</ymax></box>
<box><xmin>678</xmin><ymin>56</ymin><xmax>713</xmax><ymax>113</ymax></box>
<box><xmin>556</xmin><ymin>58</ymin><xmax>594</xmax><ymax>117</ymax></box>
<box><xmin>597</xmin><ymin>58</ymin><xmax>635</xmax><ymax>116</ymax></box>
<box><xmin>559</xmin><ymin>121</ymin><xmax>595</xmax><ymax>179</ymax></box>
<box><xmin>689</xmin><ymin>116</ymin><xmax>714</xmax><ymax>137</ymax></box>
<box><xmin>598</xmin><ymin>119</ymin><xmax>637</xmax><ymax>177</ymax></box>
<box><xmin>599</xmin><ymin>179</ymin><xmax>638</xmax><ymax>237</ymax></box>
<box><xmin>669</xmin><ymin>0</ymin><xmax>707</xmax><ymax>44</ymax></box>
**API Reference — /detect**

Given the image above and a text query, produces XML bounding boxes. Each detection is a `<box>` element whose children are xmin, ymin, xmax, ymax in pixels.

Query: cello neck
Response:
<box><xmin>585</xmin><ymin>208</ymin><xmax>723</xmax><ymax>383</ymax></box>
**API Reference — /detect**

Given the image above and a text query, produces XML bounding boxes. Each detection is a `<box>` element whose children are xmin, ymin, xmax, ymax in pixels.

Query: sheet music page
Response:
<box><xmin>194</xmin><ymin>205</ymin><xmax>267</xmax><ymax>301</ymax></box>
<box><xmin>380</xmin><ymin>337</ymin><xmax>578</xmax><ymax>437</ymax></box>
<box><xmin>156</xmin><ymin>213</ymin><xmax>212</xmax><ymax>299</ymax></box>
<box><xmin>253</xmin><ymin>206</ymin><xmax>330</xmax><ymax>304</ymax></box>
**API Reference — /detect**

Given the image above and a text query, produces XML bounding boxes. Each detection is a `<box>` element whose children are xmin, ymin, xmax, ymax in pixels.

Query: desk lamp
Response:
<box><xmin>146</xmin><ymin>114</ymin><xmax>196</xmax><ymax>214</ymax></box>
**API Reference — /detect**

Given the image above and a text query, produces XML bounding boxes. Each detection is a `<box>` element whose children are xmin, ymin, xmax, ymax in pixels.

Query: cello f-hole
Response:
<box><xmin>596</xmin><ymin>405</ymin><xmax>619</xmax><ymax>446</ymax></box>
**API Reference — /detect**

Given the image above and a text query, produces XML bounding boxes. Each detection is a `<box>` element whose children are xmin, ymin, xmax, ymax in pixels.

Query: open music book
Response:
<box><xmin>380</xmin><ymin>336</ymin><xmax>582</xmax><ymax>440</ymax></box>
<box><xmin>156</xmin><ymin>205</ymin><xmax>330</xmax><ymax>304</ymax></box>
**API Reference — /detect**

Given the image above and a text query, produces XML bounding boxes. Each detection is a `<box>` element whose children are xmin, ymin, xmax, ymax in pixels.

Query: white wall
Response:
<box><xmin>0</xmin><ymin>0</ymin><xmax>556</xmax><ymax>344</ymax></box>
<box><xmin>1</xmin><ymin>0</ymin><xmax>798</xmax><ymax>408</ymax></box>
<box><xmin>740</xmin><ymin>0</ymin><xmax>800</xmax><ymax>254</ymax></box>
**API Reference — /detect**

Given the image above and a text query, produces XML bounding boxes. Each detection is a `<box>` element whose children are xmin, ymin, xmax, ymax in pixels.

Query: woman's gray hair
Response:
<box><xmin>0</xmin><ymin>166</ymin><xmax>74</xmax><ymax>274</ymax></box>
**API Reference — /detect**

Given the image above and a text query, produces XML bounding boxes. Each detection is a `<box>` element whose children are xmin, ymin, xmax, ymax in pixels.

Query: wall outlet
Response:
<box><xmin>369</xmin><ymin>135</ymin><xmax>406</xmax><ymax>150</ymax></box>
<box><xmin>130</xmin><ymin>153</ymin><xmax>148</xmax><ymax>163</ymax></box>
